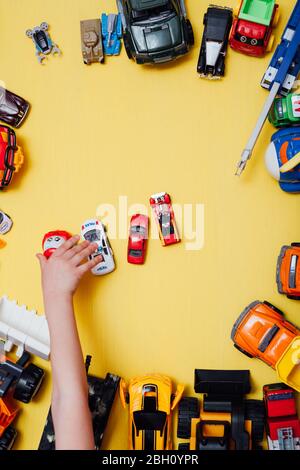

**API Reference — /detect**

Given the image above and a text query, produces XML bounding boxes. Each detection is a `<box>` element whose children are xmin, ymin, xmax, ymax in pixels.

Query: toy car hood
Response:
<box><xmin>236</xmin><ymin>19</ymin><xmax>266</xmax><ymax>40</ymax></box>
<box><xmin>131</xmin><ymin>15</ymin><xmax>182</xmax><ymax>54</ymax></box>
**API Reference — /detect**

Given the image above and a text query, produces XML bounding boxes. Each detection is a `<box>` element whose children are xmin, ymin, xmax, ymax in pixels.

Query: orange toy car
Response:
<box><xmin>120</xmin><ymin>374</ymin><xmax>184</xmax><ymax>450</ymax></box>
<box><xmin>231</xmin><ymin>300</ymin><xmax>300</xmax><ymax>368</ymax></box>
<box><xmin>0</xmin><ymin>396</ymin><xmax>18</xmax><ymax>450</ymax></box>
<box><xmin>277</xmin><ymin>244</ymin><xmax>300</xmax><ymax>300</ymax></box>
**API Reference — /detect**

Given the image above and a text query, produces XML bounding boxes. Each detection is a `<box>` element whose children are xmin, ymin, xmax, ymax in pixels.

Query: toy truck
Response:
<box><xmin>277</xmin><ymin>244</ymin><xmax>300</xmax><ymax>299</ymax></box>
<box><xmin>263</xmin><ymin>383</ymin><xmax>300</xmax><ymax>450</ymax></box>
<box><xmin>177</xmin><ymin>370</ymin><xmax>265</xmax><ymax>450</ymax></box>
<box><xmin>0</xmin><ymin>126</ymin><xmax>24</xmax><ymax>190</ymax></box>
<box><xmin>230</xmin><ymin>0</ymin><xmax>279</xmax><ymax>57</ymax></box>
<box><xmin>269</xmin><ymin>93</ymin><xmax>300</xmax><ymax>128</ymax></box>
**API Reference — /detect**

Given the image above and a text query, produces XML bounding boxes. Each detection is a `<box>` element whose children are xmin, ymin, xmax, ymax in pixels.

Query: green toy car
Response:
<box><xmin>269</xmin><ymin>93</ymin><xmax>300</xmax><ymax>128</ymax></box>
<box><xmin>117</xmin><ymin>0</ymin><xmax>194</xmax><ymax>64</ymax></box>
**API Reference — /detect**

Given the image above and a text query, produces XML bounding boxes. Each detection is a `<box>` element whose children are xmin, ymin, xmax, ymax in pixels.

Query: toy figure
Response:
<box><xmin>26</xmin><ymin>23</ymin><xmax>61</xmax><ymax>64</ymax></box>
<box><xmin>101</xmin><ymin>14</ymin><xmax>122</xmax><ymax>56</ymax></box>
<box><xmin>43</xmin><ymin>230</ymin><xmax>72</xmax><ymax>259</ymax></box>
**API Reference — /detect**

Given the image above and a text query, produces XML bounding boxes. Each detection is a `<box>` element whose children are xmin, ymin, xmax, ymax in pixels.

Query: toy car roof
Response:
<box><xmin>239</xmin><ymin>0</ymin><xmax>276</xmax><ymax>27</ymax></box>
<box><xmin>131</xmin><ymin>0</ymin><xmax>169</xmax><ymax>11</ymax></box>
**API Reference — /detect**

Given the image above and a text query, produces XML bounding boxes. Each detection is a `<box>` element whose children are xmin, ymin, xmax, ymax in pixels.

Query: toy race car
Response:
<box><xmin>229</xmin><ymin>0</ymin><xmax>279</xmax><ymax>57</ymax></box>
<box><xmin>0</xmin><ymin>212</ymin><xmax>13</xmax><ymax>235</ymax></box>
<box><xmin>265</xmin><ymin>127</ymin><xmax>300</xmax><ymax>193</ymax></box>
<box><xmin>177</xmin><ymin>370</ymin><xmax>265</xmax><ymax>450</ymax></box>
<box><xmin>150</xmin><ymin>192</ymin><xmax>180</xmax><ymax>246</ymax></box>
<box><xmin>263</xmin><ymin>383</ymin><xmax>300</xmax><ymax>450</ymax></box>
<box><xmin>43</xmin><ymin>230</ymin><xmax>72</xmax><ymax>259</ymax></box>
<box><xmin>277</xmin><ymin>244</ymin><xmax>300</xmax><ymax>300</ymax></box>
<box><xmin>127</xmin><ymin>214</ymin><xmax>148</xmax><ymax>264</ymax></box>
<box><xmin>0</xmin><ymin>88</ymin><xmax>30</xmax><ymax>128</ymax></box>
<box><xmin>101</xmin><ymin>14</ymin><xmax>122</xmax><ymax>56</ymax></box>
<box><xmin>269</xmin><ymin>93</ymin><xmax>300</xmax><ymax>128</ymax></box>
<box><xmin>117</xmin><ymin>0</ymin><xmax>194</xmax><ymax>64</ymax></box>
<box><xmin>81</xmin><ymin>219</ymin><xmax>115</xmax><ymax>275</ymax></box>
<box><xmin>26</xmin><ymin>22</ymin><xmax>61</xmax><ymax>64</ymax></box>
<box><xmin>80</xmin><ymin>19</ymin><xmax>104</xmax><ymax>64</ymax></box>
<box><xmin>197</xmin><ymin>5</ymin><xmax>233</xmax><ymax>79</ymax></box>
<box><xmin>120</xmin><ymin>374</ymin><xmax>184</xmax><ymax>450</ymax></box>
<box><xmin>0</xmin><ymin>126</ymin><xmax>24</xmax><ymax>190</ymax></box>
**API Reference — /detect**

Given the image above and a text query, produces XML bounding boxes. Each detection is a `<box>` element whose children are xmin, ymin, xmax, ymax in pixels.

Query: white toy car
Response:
<box><xmin>81</xmin><ymin>219</ymin><xmax>115</xmax><ymax>275</ymax></box>
<box><xmin>0</xmin><ymin>211</ymin><xmax>13</xmax><ymax>235</ymax></box>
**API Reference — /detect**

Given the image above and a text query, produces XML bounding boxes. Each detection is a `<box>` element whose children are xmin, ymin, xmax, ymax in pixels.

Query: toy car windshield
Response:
<box><xmin>131</xmin><ymin>225</ymin><xmax>146</xmax><ymax>234</ymax></box>
<box><xmin>131</xmin><ymin>0</ymin><xmax>169</xmax><ymax>11</ymax></box>
<box><xmin>84</xmin><ymin>229</ymin><xmax>101</xmax><ymax>242</ymax></box>
<box><xmin>133</xmin><ymin>410</ymin><xmax>166</xmax><ymax>431</ymax></box>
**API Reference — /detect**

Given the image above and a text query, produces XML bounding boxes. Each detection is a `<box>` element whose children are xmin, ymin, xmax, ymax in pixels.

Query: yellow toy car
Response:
<box><xmin>120</xmin><ymin>374</ymin><xmax>184</xmax><ymax>450</ymax></box>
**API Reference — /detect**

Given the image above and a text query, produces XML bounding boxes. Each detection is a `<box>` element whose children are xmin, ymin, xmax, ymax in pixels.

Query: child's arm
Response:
<box><xmin>37</xmin><ymin>235</ymin><xmax>100</xmax><ymax>450</ymax></box>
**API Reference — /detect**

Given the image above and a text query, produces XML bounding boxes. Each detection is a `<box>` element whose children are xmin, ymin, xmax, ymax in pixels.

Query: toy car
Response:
<box><xmin>120</xmin><ymin>374</ymin><xmax>184</xmax><ymax>450</ymax></box>
<box><xmin>127</xmin><ymin>214</ymin><xmax>148</xmax><ymax>264</ymax></box>
<box><xmin>197</xmin><ymin>5</ymin><xmax>233</xmax><ymax>79</ymax></box>
<box><xmin>277</xmin><ymin>244</ymin><xmax>300</xmax><ymax>300</ymax></box>
<box><xmin>0</xmin><ymin>212</ymin><xmax>12</xmax><ymax>235</ymax></box>
<box><xmin>101</xmin><ymin>14</ymin><xmax>122</xmax><ymax>56</ymax></box>
<box><xmin>265</xmin><ymin>127</ymin><xmax>300</xmax><ymax>193</ymax></box>
<box><xmin>80</xmin><ymin>19</ymin><xmax>104</xmax><ymax>64</ymax></box>
<box><xmin>117</xmin><ymin>0</ymin><xmax>194</xmax><ymax>64</ymax></box>
<box><xmin>0</xmin><ymin>126</ymin><xmax>24</xmax><ymax>190</ymax></box>
<box><xmin>177</xmin><ymin>370</ymin><xmax>265</xmax><ymax>451</ymax></box>
<box><xmin>0</xmin><ymin>397</ymin><xmax>18</xmax><ymax>450</ymax></box>
<box><xmin>264</xmin><ymin>383</ymin><xmax>300</xmax><ymax>450</ymax></box>
<box><xmin>43</xmin><ymin>230</ymin><xmax>72</xmax><ymax>259</ymax></box>
<box><xmin>26</xmin><ymin>22</ymin><xmax>61</xmax><ymax>64</ymax></box>
<box><xmin>269</xmin><ymin>93</ymin><xmax>300</xmax><ymax>128</ymax></box>
<box><xmin>229</xmin><ymin>0</ymin><xmax>279</xmax><ymax>57</ymax></box>
<box><xmin>150</xmin><ymin>192</ymin><xmax>180</xmax><ymax>246</ymax></box>
<box><xmin>0</xmin><ymin>88</ymin><xmax>30</xmax><ymax>128</ymax></box>
<box><xmin>81</xmin><ymin>219</ymin><xmax>115</xmax><ymax>275</ymax></box>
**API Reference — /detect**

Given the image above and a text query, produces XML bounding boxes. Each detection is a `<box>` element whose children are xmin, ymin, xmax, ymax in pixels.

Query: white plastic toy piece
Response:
<box><xmin>0</xmin><ymin>296</ymin><xmax>50</xmax><ymax>360</ymax></box>
<box><xmin>265</xmin><ymin>141</ymin><xmax>280</xmax><ymax>180</ymax></box>
<box><xmin>81</xmin><ymin>219</ymin><xmax>115</xmax><ymax>276</ymax></box>
<box><xmin>0</xmin><ymin>211</ymin><xmax>13</xmax><ymax>235</ymax></box>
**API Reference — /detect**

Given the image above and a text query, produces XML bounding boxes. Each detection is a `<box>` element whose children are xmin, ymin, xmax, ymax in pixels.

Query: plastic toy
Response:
<box><xmin>265</xmin><ymin>127</ymin><xmax>300</xmax><ymax>193</ymax></box>
<box><xmin>236</xmin><ymin>0</ymin><xmax>300</xmax><ymax>176</ymax></box>
<box><xmin>0</xmin><ymin>397</ymin><xmax>18</xmax><ymax>450</ymax></box>
<box><xmin>263</xmin><ymin>383</ymin><xmax>300</xmax><ymax>450</ymax></box>
<box><xmin>229</xmin><ymin>0</ymin><xmax>279</xmax><ymax>57</ymax></box>
<box><xmin>81</xmin><ymin>219</ymin><xmax>115</xmax><ymax>276</ymax></box>
<box><xmin>117</xmin><ymin>0</ymin><xmax>194</xmax><ymax>64</ymax></box>
<box><xmin>269</xmin><ymin>93</ymin><xmax>300</xmax><ymax>128</ymax></box>
<box><xmin>197</xmin><ymin>5</ymin><xmax>233</xmax><ymax>79</ymax></box>
<box><xmin>80</xmin><ymin>19</ymin><xmax>104</xmax><ymax>65</ymax></box>
<box><xmin>177</xmin><ymin>370</ymin><xmax>265</xmax><ymax>450</ymax></box>
<box><xmin>0</xmin><ymin>212</ymin><xmax>12</xmax><ymax>235</ymax></box>
<box><xmin>0</xmin><ymin>239</ymin><xmax>6</xmax><ymax>249</ymax></box>
<box><xmin>39</xmin><ymin>356</ymin><xmax>120</xmax><ymax>450</ymax></box>
<box><xmin>26</xmin><ymin>23</ymin><xmax>61</xmax><ymax>64</ymax></box>
<box><xmin>150</xmin><ymin>192</ymin><xmax>180</xmax><ymax>246</ymax></box>
<box><xmin>231</xmin><ymin>300</ymin><xmax>300</xmax><ymax>391</ymax></box>
<box><xmin>277</xmin><ymin>244</ymin><xmax>300</xmax><ymax>299</ymax></box>
<box><xmin>0</xmin><ymin>88</ymin><xmax>30</xmax><ymax>128</ymax></box>
<box><xmin>42</xmin><ymin>230</ymin><xmax>72</xmax><ymax>259</ymax></box>
<box><xmin>0</xmin><ymin>126</ymin><xmax>24</xmax><ymax>190</ymax></box>
<box><xmin>127</xmin><ymin>214</ymin><xmax>148</xmax><ymax>265</ymax></box>
<box><xmin>0</xmin><ymin>296</ymin><xmax>50</xmax><ymax>361</ymax></box>
<box><xmin>120</xmin><ymin>374</ymin><xmax>184</xmax><ymax>450</ymax></box>
<box><xmin>101</xmin><ymin>14</ymin><xmax>122</xmax><ymax>56</ymax></box>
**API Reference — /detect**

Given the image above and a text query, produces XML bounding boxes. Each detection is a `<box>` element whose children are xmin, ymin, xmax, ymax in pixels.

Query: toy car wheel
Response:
<box><xmin>185</xmin><ymin>19</ymin><xmax>194</xmax><ymax>46</ymax></box>
<box><xmin>263</xmin><ymin>301</ymin><xmax>284</xmax><ymax>316</ymax></box>
<box><xmin>266</xmin><ymin>34</ymin><xmax>275</xmax><ymax>52</ymax></box>
<box><xmin>13</xmin><ymin>363</ymin><xmax>44</xmax><ymax>403</ymax></box>
<box><xmin>0</xmin><ymin>426</ymin><xmax>17</xmax><ymax>450</ymax></box>
<box><xmin>234</xmin><ymin>344</ymin><xmax>254</xmax><ymax>358</ymax></box>
<box><xmin>271</xmin><ymin>9</ymin><xmax>280</xmax><ymax>28</ymax></box>
<box><xmin>287</xmin><ymin>294</ymin><xmax>300</xmax><ymax>300</ymax></box>
<box><xmin>245</xmin><ymin>400</ymin><xmax>265</xmax><ymax>447</ymax></box>
<box><xmin>291</xmin><ymin>243</ymin><xmax>300</xmax><ymax>247</ymax></box>
<box><xmin>123</xmin><ymin>33</ymin><xmax>132</xmax><ymax>59</ymax></box>
<box><xmin>177</xmin><ymin>397</ymin><xmax>199</xmax><ymax>439</ymax></box>
<box><xmin>178</xmin><ymin>443</ymin><xmax>190</xmax><ymax>451</ymax></box>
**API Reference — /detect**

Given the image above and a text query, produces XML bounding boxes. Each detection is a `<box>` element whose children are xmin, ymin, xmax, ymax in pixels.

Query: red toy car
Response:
<box><xmin>264</xmin><ymin>383</ymin><xmax>300</xmax><ymax>450</ymax></box>
<box><xmin>150</xmin><ymin>192</ymin><xmax>180</xmax><ymax>247</ymax></box>
<box><xmin>0</xmin><ymin>126</ymin><xmax>24</xmax><ymax>189</ymax></box>
<box><xmin>43</xmin><ymin>230</ymin><xmax>72</xmax><ymax>258</ymax></box>
<box><xmin>127</xmin><ymin>214</ymin><xmax>148</xmax><ymax>265</ymax></box>
<box><xmin>229</xmin><ymin>0</ymin><xmax>279</xmax><ymax>57</ymax></box>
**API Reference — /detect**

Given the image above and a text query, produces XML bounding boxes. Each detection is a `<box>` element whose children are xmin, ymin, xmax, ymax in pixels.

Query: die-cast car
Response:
<box><xmin>0</xmin><ymin>397</ymin><xmax>18</xmax><ymax>450</ymax></box>
<box><xmin>269</xmin><ymin>94</ymin><xmax>300</xmax><ymax>128</ymax></box>
<box><xmin>117</xmin><ymin>0</ymin><xmax>194</xmax><ymax>64</ymax></box>
<box><xmin>150</xmin><ymin>192</ymin><xmax>180</xmax><ymax>246</ymax></box>
<box><xmin>0</xmin><ymin>88</ymin><xmax>30</xmax><ymax>128</ymax></box>
<box><xmin>101</xmin><ymin>13</ymin><xmax>122</xmax><ymax>56</ymax></box>
<box><xmin>42</xmin><ymin>230</ymin><xmax>72</xmax><ymax>259</ymax></box>
<box><xmin>80</xmin><ymin>19</ymin><xmax>104</xmax><ymax>64</ymax></box>
<box><xmin>229</xmin><ymin>0</ymin><xmax>279</xmax><ymax>57</ymax></box>
<box><xmin>128</xmin><ymin>214</ymin><xmax>149</xmax><ymax>264</ymax></box>
<box><xmin>0</xmin><ymin>212</ymin><xmax>13</xmax><ymax>235</ymax></box>
<box><xmin>120</xmin><ymin>374</ymin><xmax>184</xmax><ymax>450</ymax></box>
<box><xmin>277</xmin><ymin>244</ymin><xmax>300</xmax><ymax>300</ymax></box>
<box><xmin>81</xmin><ymin>219</ymin><xmax>115</xmax><ymax>276</ymax></box>
<box><xmin>0</xmin><ymin>126</ymin><xmax>24</xmax><ymax>190</ymax></box>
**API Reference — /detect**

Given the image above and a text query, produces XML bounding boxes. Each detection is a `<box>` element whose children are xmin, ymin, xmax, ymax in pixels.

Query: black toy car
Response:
<box><xmin>0</xmin><ymin>88</ymin><xmax>30</xmax><ymax>128</ymax></box>
<box><xmin>117</xmin><ymin>0</ymin><xmax>194</xmax><ymax>64</ymax></box>
<box><xmin>197</xmin><ymin>5</ymin><xmax>233</xmax><ymax>79</ymax></box>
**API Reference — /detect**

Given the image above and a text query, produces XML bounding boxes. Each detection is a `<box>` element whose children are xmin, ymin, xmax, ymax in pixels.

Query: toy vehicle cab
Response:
<box><xmin>0</xmin><ymin>126</ymin><xmax>24</xmax><ymax>190</ymax></box>
<box><xmin>120</xmin><ymin>374</ymin><xmax>184</xmax><ymax>450</ymax></box>
<box><xmin>229</xmin><ymin>0</ymin><xmax>279</xmax><ymax>57</ymax></box>
<box><xmin>117</xmin><ymin>0</ymin><xmax>194</xmax><ymax>64</ymax></box>
<box><xmin>197</xmin><ymin>5</ymin><xmax>233</xmax><ymax>79</ymax></box>
<box><xmin>150</xmin><ymin>192</ymin><xmax>180</xmax><ymax>246</ymax></box>
<box><xmin>43</xmin><ymin>230</ymin><xmax>72</xmax><ymax>259</ymax></box>
<box><xmin>277</xmin><ymin>244</ymin><xmax>300</xmax><ymax>300</ymax></box>
<box><xmin>127</xmin><ymin>214</ymin><xmax>148</xmax><ymax>264</ymax></box>
<box><xmin>81</xmin><ymin>219</ymin><xmax>115</xmax><ymax>275</ymax></box>
<box><xmin>269</xmin><ymin>94</ymin><xmax>300</xmax><ymax>128</ymax></box>
<box><xmin>0</xmin><ymin>88</ymin><xmax>29</xmax><ymax>128</ymax></box>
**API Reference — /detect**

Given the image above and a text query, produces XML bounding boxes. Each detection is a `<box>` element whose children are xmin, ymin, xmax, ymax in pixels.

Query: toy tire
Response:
<box><xmin>287</xmin><ymin>294</ymin><xmax>300</xmax><ymax>300</ymax></box>
<box><xmin>123</xmin><ymin>33</ymin><xmax>132</xmax><ymax>59</ymax></box>
<box><xmin>185</xmin><ymin>19</ymin><xmax>194</xmax><ymax>46</ymax></box>
<box><xmin>0</xmin><ymin>426</ymin><xmax>17</xmax><ymax>450</ymax></box>
<box><xmin>245</xmin><ymin>400</ymin><xmax>265</xmax><ymax>446</ymax></box>
<box><xmin>178</xmin><ymin>443</ymin><xmax>190</xmax><ymax>451</ymax></box>
<box><xmin>234</xmin><ymin>344</ymin><xmax>254</xmax><ymax>359</ymax></box>
<box><xmin>291</xmin><ymin>243</ymin><xmax>300</xmax><ymax>247</ymax></box>
<box><xmin>177</xmin><ymin>397</ymin><xmax>199</xmax><ymax>439</ymax></box>
<box><xmin>263</xmin><ymin>301</ymin><xmax>284</xmax><ymax>316</ymax></box>
<box><xmin>13</xmin><ymin>363</ymin><xmax>44</xmax><ymax>403</ymax></box>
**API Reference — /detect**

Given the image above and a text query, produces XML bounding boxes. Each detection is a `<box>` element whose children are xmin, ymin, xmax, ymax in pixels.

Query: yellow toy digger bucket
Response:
<box><xmin>276</xmin><ymin>336</ymin><xmax>300</xmax><ymax>392</ymax></box>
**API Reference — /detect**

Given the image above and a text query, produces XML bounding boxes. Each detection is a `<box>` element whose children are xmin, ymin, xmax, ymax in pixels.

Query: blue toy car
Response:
<box><xmin>265</xmin><ymin>127</ymin><xmax>300</xmax><ymax>193</ymax></box>
<box><xmin>101</xmin><ymin>14</ymin><xmax>122</xmax><ymax>56</ymax></box>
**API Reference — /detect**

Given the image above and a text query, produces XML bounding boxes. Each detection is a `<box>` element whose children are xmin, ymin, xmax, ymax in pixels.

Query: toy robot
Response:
<box><xmin>26</xmin><ymin>23</ymin><xmax>61</xmax><ymax>64</ymax></box>
<box><xmin>43</xmin><ymin>230</ymin><xmax>72</xmax><ymax>259</ymax></box>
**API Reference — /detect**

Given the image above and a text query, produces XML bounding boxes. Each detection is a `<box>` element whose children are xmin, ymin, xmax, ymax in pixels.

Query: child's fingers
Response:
<box><xmin>63</xmin><ymin>240</ymin><xmax>90</xmax><ymax>260</ymax></box>
<box><xmin>36</xmin><ymin>253</ymin><xmax>47</xmax><ymax>269</ymax></box>
<box><xmin>72</xmin><ymin>243</ymin><xmax>98</xmax><ymax>266</ymax></box>
<box><xmin>53</xmin><ymin>235</ymin><xmax>80</xmax><ymax>257</ymax></box>
<box><xmin>77</xmin><ymin>256</ymin><xmax>100</xmax><ymax>275</ymax></box>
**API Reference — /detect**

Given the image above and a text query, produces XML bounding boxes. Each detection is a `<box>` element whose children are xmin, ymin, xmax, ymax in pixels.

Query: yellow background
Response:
<box><xmin>1</xmin><ymin>0</ymin><xmax>299</xmax><ymax>450</ymax></box>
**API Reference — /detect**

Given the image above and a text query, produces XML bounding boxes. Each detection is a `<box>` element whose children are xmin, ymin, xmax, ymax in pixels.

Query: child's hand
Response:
<box><xmin>37</xmin><ymin>235</ymin><xmax>99</xmax><ymax>298</ymax></box>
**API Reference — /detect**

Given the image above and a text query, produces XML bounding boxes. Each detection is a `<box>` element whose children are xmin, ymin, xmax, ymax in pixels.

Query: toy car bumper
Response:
<box><xmin>229</xmin><ymin>37</ymin><xmax>265</xmax><ymax>57</ymax></box>
<box><xmin>231</xmin><ymin>300</ymin><xmax>260</xmax><ymax>341</ymax></box>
